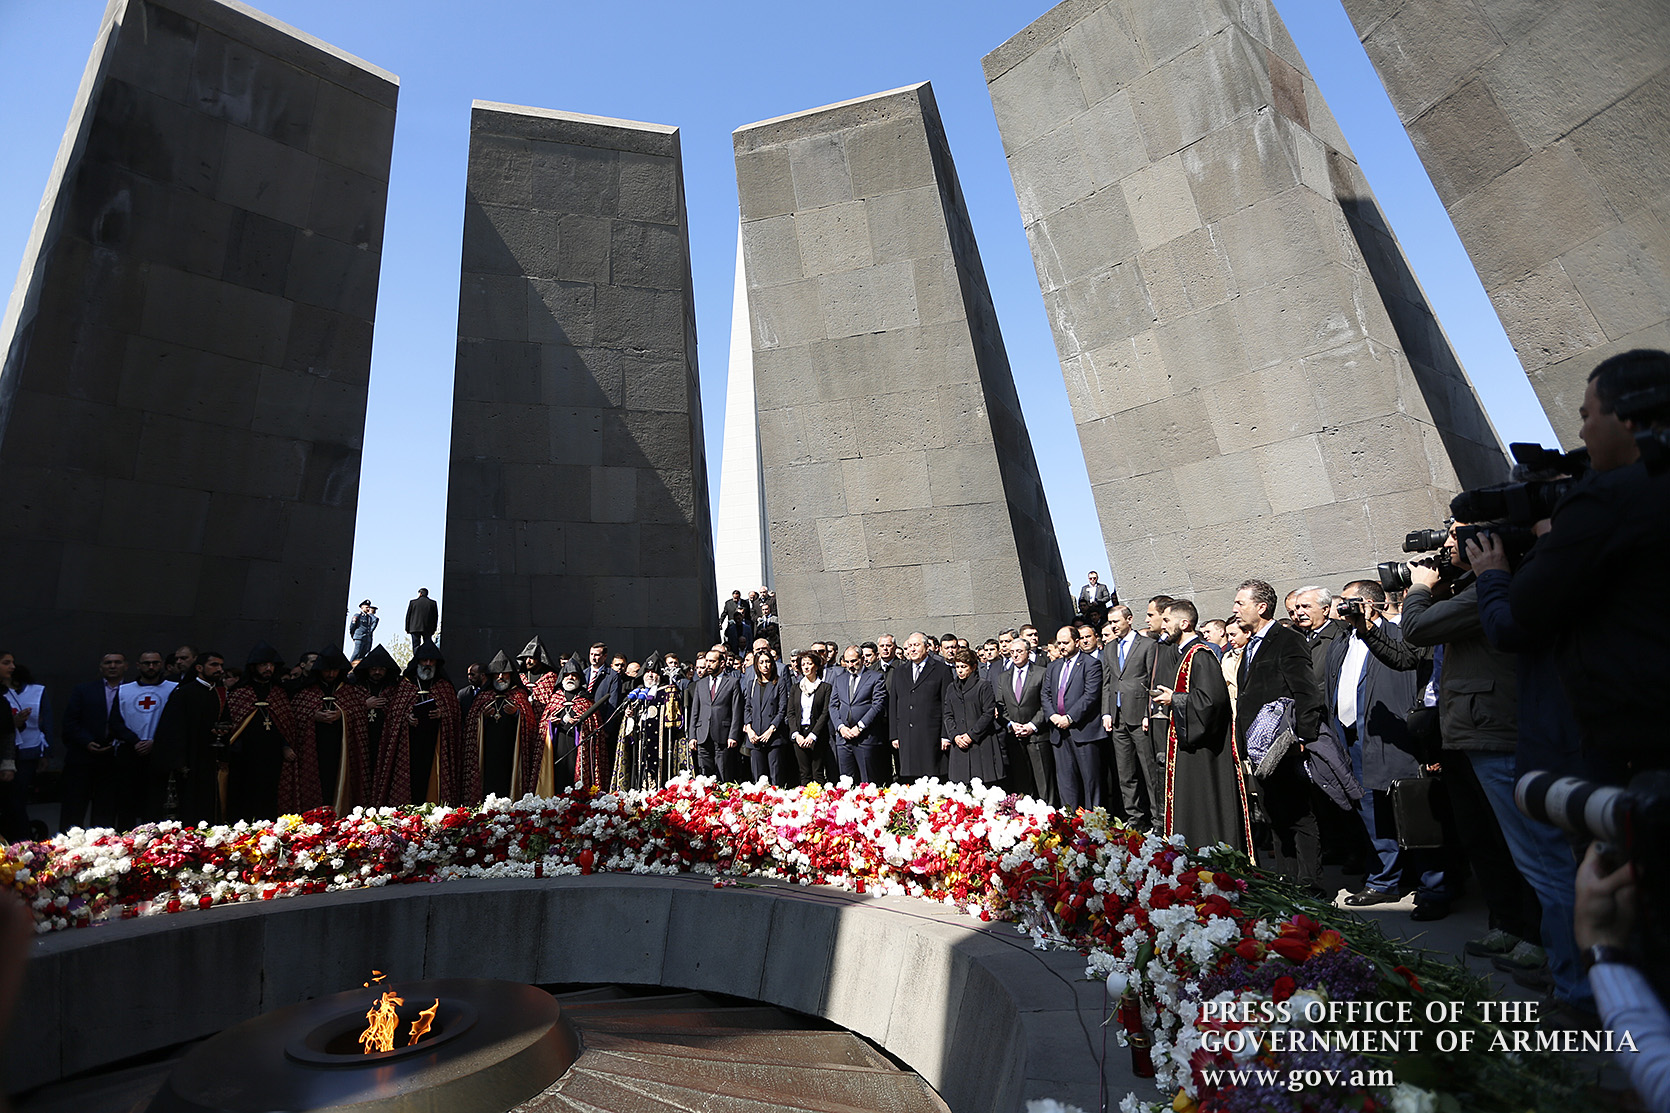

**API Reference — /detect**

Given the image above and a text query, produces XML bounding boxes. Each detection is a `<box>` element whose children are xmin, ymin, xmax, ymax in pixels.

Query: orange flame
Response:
<box><xmin>359</xmin><ymin>990</ymin><xmax>404</xmax><ymax>1053</ymax></box>
<box><xmin>408</xmin><ymin>999</ymin><xmax>440</xmax><ymax>1045</ymax></box>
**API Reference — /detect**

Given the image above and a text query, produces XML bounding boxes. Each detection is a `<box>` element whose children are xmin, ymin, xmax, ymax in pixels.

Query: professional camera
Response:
<box><xmin>1403</xmin><ymin>527</ymin><xmax>1450</xmax><ymax>552</ymax></box>
<box><xmin>1376</xmin><ymin>551</ymin><xmax>1452</xmax><ymax>593</ymax></box>
<box><xmin>1448</xmin><ymin>442</ymin><xmax>1588</xmax><ymax>525</ymax></box>
<box><xmin>1517</xmin><ymin>769</ymin><xmax>1670</xmax><ymax>989</ymax></box>
<box><xmin>1451</xmin><ymin>522</ymin><xmax>1538</xmax><ymax>564</ymax></box>
<box><xmin>1337</xmin><ymin>596</ymin><xmax>1372</xmax><ymax>621</ymax></box>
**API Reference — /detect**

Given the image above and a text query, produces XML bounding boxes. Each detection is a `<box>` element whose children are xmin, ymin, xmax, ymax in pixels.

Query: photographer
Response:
<box><xmin>1508</xmin><ymin>349</ymin><xmax>1670</xmax><ymax>777</ymax></box>
<box><xmin>1574</xmin><ymin>845</ymin><xmax>1669</xmax><ymax>1110</ymax></box>
<box><xmin>1461</xmin><ymin>529</ymin><xmax>1595</xmax><ymax>1015</ymax></box>
<box><xmin>1329</xmin><ymin>583</ymin><xmax>1448</xmax><ymax>918</ymax></box>
<box><xmin>1366</xmin><ymin>531</ymin><xmax>1544</xmax><ymax>953</ymax></box>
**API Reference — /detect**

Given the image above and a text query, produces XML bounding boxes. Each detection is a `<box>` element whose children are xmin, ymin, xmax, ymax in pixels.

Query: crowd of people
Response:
<box><xmin>3</xmin><ymin>350</ymin><xmax>1666</xmax><ymax>1102</ymax></box>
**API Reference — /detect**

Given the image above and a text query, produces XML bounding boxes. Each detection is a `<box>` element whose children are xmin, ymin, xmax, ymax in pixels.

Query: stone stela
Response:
<box><xmin>733</xmin><ymin>82</ymin><xmax>1071</xmax><ymax>651</ymax></box>
<box><xmin>984</xmin><ymin>0</ymin><xmax>1509</xmax><ymax>616</ymax></box>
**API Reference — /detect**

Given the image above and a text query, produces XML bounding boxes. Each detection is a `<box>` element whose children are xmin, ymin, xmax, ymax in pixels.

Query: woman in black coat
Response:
<box><xmin>742</xmin><ymin>652</ymin><xmax>792</xmax><ymax>787</ymax></box>
<box><xmin>942</xmin><ymin>648</ymin><xmax>1004</xmax><ymax>785</ymax></box>
<box><xmin>786</xmin><ymin>649</ymin><xmax>832</xmax><ymax>786</ymax></box>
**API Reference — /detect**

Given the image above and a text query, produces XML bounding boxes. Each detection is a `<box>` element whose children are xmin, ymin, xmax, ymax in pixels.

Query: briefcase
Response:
<box><xmin>1389</xmin><ymin>774</ymin><xmax>1447</xmax><ymax>849</ymax></box>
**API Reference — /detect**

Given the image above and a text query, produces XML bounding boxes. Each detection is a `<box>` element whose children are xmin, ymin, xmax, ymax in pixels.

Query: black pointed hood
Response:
<box><xmin>488</xmin><ymin>650</ymin><xmax>516</xmax><ymax>675</ymax></box>
<box><xmin>245</xmin><ymin>641</ymin><xmax>283</xmax><ymax>668</ymax></box>
<box><xmin>314</xmin><ymin>649</ymin><xmax>352</xmax><ymax>673</ymax></box>
<box><xmin>405</xmin><ymin>639</ymin><xmax>450</xmax><ymax>685</ymax></box>
<box><xmin>518</xmin><ymin>636</ymin><xmax>550</xmax><ymax>668</ymax></box>
<box><xmin>352</xmin><ymin>644</ymin><xmax>399</xmax><ymax>685</ymax></box>
<box><xmin>560</xmin><ymin>653</ymin><xmax>583</xmax><ymax>677</ymax></box>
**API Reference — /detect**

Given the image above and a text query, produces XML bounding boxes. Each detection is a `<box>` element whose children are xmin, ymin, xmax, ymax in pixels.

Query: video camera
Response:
<box><xmin>1448</xmin><ymin>442</ymin><xmax>1589</xmax><ymax>526</ymax></box>
<box><xmin>1375</xmin><ymin>528</ymin><xmax>1456</xmax><ymax>593</ymax></box>
<box><xmin>1517</xmin><ymin>769</ymin><xmax>1670</xmax><ymax>990</ymax></box>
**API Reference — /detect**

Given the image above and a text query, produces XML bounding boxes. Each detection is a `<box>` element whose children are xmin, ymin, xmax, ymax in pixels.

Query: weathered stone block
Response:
<box><xmin>1347</xmin><ymin>0</ymin><xmax>1670</xmax><ymax>449</ymax></box>
<box><xmin>989</xmin><ymin>0</ymin><xmax>1505</xmax><ymax>606</ymax></box>
<box><xmin>445</xmin><ymin>103</ymin><xmax>715</xmax><ymax>665</ymax></box>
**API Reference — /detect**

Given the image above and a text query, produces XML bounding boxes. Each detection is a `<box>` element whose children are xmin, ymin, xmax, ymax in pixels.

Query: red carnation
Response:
<box><xmin>1271</xmin><ymin>975</ymin><xmax>1297</xmax><ymax>1002</ymax></box>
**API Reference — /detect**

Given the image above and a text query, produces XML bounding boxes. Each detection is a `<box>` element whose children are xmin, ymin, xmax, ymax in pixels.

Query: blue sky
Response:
<box><xmin>0</xmin><ymin>0</ymin><xmax>1557</xmax><ymax>642</ymax></box>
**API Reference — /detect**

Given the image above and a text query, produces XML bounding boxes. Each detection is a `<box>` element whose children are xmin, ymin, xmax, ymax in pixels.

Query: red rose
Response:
<box><xmin>1271</xmin><ymin>975</ymin><xmax>1297</xmax><ymax>1002</ymax></box>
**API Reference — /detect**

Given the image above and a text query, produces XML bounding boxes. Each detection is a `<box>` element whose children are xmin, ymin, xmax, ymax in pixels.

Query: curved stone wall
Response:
<box><xmin>7</xmin><ymin>875</ymin><xmax>1131</xmax><ymax>1112</ymax></box>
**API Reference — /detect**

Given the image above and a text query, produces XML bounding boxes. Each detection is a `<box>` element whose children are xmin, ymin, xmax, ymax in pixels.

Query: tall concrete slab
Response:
<box><xmin>442</xmin><ymin>102</ymin><xmax>716</xmax><ymax>665</ymax></box>
<box><xmin>714</xmin><ymin>221</ymin><xmax>773</xmax><ymax>602</ymax></box>
<box><xmin>1344</xmin><ymin>0</ymin><xmax>1670</xmax><ymax>448</ymax></box>
<box><xmin>0</xmin><ymin>0</ymin><xmax>395</xmax><ymax>698</ymax></box>
<box><xmin>734</xmin><ymin>83</ymin><xmax>1071</xmax><ymax>650</ymax></box>
<box><xmin>984</xmin><ymin>0</ymin><xmax>1507</xmax><ymax>616</ymax></box>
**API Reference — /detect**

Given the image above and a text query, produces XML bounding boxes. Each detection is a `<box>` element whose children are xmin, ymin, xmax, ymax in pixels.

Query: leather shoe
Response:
<box><xmin>1409</xmin><ymin>902</ymin><xmax>1450</xmax><ymax>922</ymax></box>
<box><xmin>1343</xmin><ymin>889</ymin><xmax>1399</xmax><ymax>907</ymax></box>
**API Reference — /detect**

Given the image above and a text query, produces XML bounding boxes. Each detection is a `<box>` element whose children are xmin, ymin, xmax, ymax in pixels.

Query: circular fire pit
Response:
<box><xmin>146</xmin><ymin>978</ymin><xmax>580</xmax><ymax>1113</ymax></box>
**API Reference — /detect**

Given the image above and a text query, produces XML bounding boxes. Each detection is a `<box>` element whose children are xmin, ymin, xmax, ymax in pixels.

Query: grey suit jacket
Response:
<box><xmin>1101</xmin><ymin>634</ymin><xmax>1155</xmax><ymax>728</ymax></box>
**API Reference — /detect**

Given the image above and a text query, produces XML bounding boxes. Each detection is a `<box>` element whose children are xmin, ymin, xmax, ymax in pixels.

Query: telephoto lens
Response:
<box><xmin>1514</xmin><ymin>771</ymin><xmax>1625</xmax><ymax>843</ymax></box>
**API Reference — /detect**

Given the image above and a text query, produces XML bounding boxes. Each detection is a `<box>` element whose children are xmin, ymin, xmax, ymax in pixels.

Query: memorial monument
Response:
<box><xmin>442</xmin><ymin>102</ymin><xmax>717</xmax><ymax>664</ymax></box>
<box><xmin>1344</xmin><ymin>0</ymin><xmax>1670</xmax><ymax>448</ymax></box>
<box><xmin>713</xmin><ymin>222</ymin><xmax>773</xmax><ymax>601</ymax></box>
<box><xmin>733</xmin><ymin>83</ymin><xmax>1070</xmax><ymax>650</ymax></box>
<box><xmin>0</xmin><ymin>0</ymin><xmax>396</xmax><ymax>696</ymax></box>
<box><xmin>985</xmin><ymin>0</ymin><xmax>1507</xmax><ymax>615</ymax></box>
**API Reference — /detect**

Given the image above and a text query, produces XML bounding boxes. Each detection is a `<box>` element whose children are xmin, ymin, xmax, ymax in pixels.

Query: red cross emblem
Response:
<box><xmin>137</xmin><ymin>695</ymin><xmax>157</xmax><ymax>712</ymax></box>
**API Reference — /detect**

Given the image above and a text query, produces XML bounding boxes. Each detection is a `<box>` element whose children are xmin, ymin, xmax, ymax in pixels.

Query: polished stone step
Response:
<box><xmin>578</xmin><ymin>1050</ymin><xmax>951</xmax><ymax>1113</ymax></box>
<box><xmin>578</xmin><ymin>1028</ymin><xmax>893</xmax><ymax>1070</ymax></box>
<box><xmin>569</xmin><ymin>1005</ymin><xmax>808</xmax><ymax>1031</ymax></box>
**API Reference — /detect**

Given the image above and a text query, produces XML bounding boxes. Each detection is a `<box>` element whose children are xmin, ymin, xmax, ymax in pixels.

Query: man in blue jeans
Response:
<box><xmin>1402</xmin><ymin>528</ymin><xmax>1589</xmax><ymax>1013</ymax></box>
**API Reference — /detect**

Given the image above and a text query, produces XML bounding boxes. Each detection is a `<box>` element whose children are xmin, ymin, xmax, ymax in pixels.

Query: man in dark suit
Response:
<box><xmin>1233</xmin><ymin>577</ymin><xmax>1326</xmax><ymax>895</ymax></box>
<box><xmin>689</xmin><ymin>649</ymin><xmax>744</xmax><ymax>780</ymax></box>
<box><xmin>1293</xmin><ymin>587</ymin><xmax>1346</xmax><ymax>685</ymax></box>
<box><xmin>829</xmin><ymin>646</ymin><xmax>888</xmax><ymax>784</ymax></box>
<box><xmin>1326</xmin><ymin>581</ymin><xmax>1443</xmax><ymax>909</ymax></box>
<box><xmin>404</xmin><ymin>588</ymin><xmax>439</xmax><ymax>644</ymax></box>
<box><xmin>1044</xmin><ymin>625</ymin><xmax>1106</xmax><ymax>811</ymax></box>
<box><xmin>888</xmin><ymin>633</ymin><xmax>952</xmax><ymax>781</ymax></box>
<box><xmin>1100</xmin><ymin>605</ymin><xmax>1160</xmax><ymax>830</ymax></box>
<box><xmin>719</xmin><ymin>591</ymin><xmax>752</xmax><ymax>656</ymax></box>
<box><xmin>60</xmin><ymin>651</ymin><xmax>128</xmax><ymax>832</ymax></box>
<box><xmin>996</xmin><ymin>637</ymin><xmax>1054</xmax><ymax>806</ymax></box>
<box><xmin>1076</xmin><ymin>570</ymin><xmax>1114</xmax><ymax>628</ymax></box>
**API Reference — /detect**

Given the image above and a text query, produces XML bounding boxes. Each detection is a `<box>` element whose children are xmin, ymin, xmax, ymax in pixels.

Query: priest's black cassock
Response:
<box><xmin>1161</xmin><ymin>636</ymin><xmax>1252</xmax><ymax>855</ymax></box>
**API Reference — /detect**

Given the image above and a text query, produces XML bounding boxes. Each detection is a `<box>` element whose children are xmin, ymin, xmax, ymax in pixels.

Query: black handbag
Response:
<box><xmin>1389</xmin><ymin>772</ymin><xmax>1447</xmax><ymax>849</ymax></box>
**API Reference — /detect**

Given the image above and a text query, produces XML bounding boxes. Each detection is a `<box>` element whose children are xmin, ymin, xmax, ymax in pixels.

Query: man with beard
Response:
<box><xmin>463</xmin><ymin>652</ymin><xmax>540</xmax><ymax>801</ymax></box>
<box><xmin>689</xmin><ymin>648</ymin><xmax>745</xmax><ymax>781</ymax></box>
<box><xmin>288</xmin><ymin>651</ymin><xmax>366</xmax><ymax>814</ymax></box>
<box><xmin>354</xmin><ymin>646</ymin><xmax>418</xmax><ymax>807</ymax></box>
<box><xmin>544</xmin><ymin>655</ymin><xmax>604</xmax><ymax>790</ymax></box>
<box><xmin>457</xmin><ymin>662</ymin><xmax>488</xmax><ymax>723</ymax></box>
<box><xmin>109</xmin><ymin>650</ymin><xmax>178</xmax><ymax>828</ymax></box>
<box><xmin>154</xmin><ymin>650</ymin><xmax>233</xmax><ymax>824</ymax></box>
<box><xmin>226</xmin><ymin>643</ymin><xmax>298</xmax><ymax>822</ymax></box>
<box><xmin>519</xmin><ymin>636</ymin><xmax>555</xmax><ymax>700</ymax></box>
<box><xmin>1150</xmin><ymin>600</ymin><xmax>1250</xmax><ymax>852</ymax></box>
<box><xmin>405</xmin><ymin>640</ymin><xmax>464</xmax><ymax>804</ymax></box>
